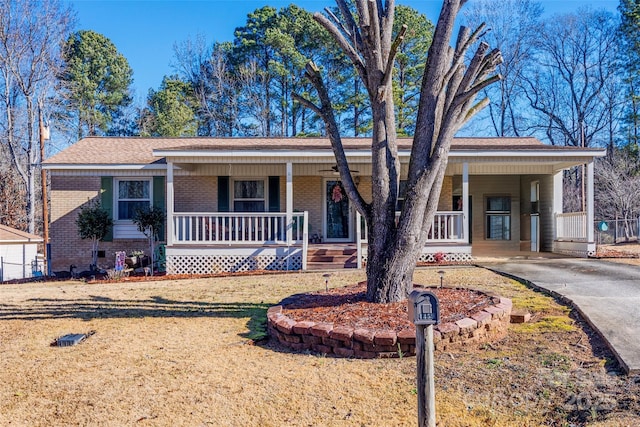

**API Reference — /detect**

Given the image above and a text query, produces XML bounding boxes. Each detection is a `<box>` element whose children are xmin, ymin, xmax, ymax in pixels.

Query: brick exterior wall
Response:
<box><xmin>50</xmin><ymin>175</ymin><xmax>154</xmax><ymax>272</ymax></box>
<box><xmin>50</xmin><ymin>176</ymin><xmax>100</xmax><ymax>272</ymax></box>
<box><xmin>175</xmin><ymin>176</ymin><xmax>217</xmax><ymax>212</ymax></box>
<box><xmin>293</xmin><ymin>176</ymin><xmax>323</xmax><ymax>238</ymax></box>
<box><xmin>439</xmin><ymin>176</ymin><xmax>453</xmax><ymax>210</ymax></box>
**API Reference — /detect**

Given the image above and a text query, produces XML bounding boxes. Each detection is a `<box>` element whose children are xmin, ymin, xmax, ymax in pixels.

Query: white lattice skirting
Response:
<box><xmin>418</xmin><ymin>252</ymin><xmax>474</xmax><ymax>263</ymax></box>
<box><xmin>361</xmin><ymin>252</ymin><xmax>473</xmax><ymax>264</ymax></box>
<box><xmin>167</xmin><ymin>254</ymin><xmax>302</xmax><ymax>275</ymax></box>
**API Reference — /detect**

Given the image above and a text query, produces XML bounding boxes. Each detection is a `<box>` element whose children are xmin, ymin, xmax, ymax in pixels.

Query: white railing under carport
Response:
<box><xmin>555</xmin><ymin>212</ymin><xmax>587</xmax><ymax>241</ymax></box>
<box><xmin>356</xmin><ymin>211</ymin><xmax>466</xmax><ymax>268</ymax></box>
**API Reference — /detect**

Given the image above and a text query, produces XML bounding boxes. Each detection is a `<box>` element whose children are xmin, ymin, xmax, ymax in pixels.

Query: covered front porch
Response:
<box><xmin>155</xmin><ymin>139</ymin><xmax>603</xmax><ymax>274</ymax></box>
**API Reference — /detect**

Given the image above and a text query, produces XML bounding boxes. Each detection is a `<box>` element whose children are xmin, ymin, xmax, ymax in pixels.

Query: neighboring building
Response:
<box><xmin>43</xmin><ymin>137</ymin><xmax>605</xmax><ymax>274</ymax></box>
<box><xmin>0</xmin><ymin>225</ymin><xmax>43</xmax><ymax>281</ymax></box>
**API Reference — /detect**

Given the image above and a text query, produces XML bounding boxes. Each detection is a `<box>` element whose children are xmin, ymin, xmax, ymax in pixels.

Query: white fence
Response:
<box><xmin>172</xmin><ymin>212</ymin><xmax>307</xmax><ymax>245</ymax></box>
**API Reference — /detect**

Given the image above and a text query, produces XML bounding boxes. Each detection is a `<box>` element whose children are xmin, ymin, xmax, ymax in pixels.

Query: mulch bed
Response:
<box><xmin>282</xmin><ymin>282</ymin><xmax>492</xmax><ymax>333</ymax></box>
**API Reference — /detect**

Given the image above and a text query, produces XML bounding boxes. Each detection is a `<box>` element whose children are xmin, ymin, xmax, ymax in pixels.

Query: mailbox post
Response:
<box><xmin>408</xmin><ymin>290</ymin><xmax>440</xmax><ymax>427</ymax></box>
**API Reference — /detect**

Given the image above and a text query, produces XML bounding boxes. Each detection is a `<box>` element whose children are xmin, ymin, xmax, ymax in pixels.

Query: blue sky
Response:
<box><xmin>68</xmin><ymin>0</ymin><xmax>619</xmax><ymax>103</ymax></box>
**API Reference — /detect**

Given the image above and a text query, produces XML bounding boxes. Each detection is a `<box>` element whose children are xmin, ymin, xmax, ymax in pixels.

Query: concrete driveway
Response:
<box><xmin>479</xmin><ymin>258</ymin><xmax>640</xmax><ymax>374</ymax></box>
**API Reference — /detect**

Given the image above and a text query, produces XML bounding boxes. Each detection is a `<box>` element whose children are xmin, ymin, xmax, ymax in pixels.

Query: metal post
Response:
<box><xmin>1</xmin><ymin>256</ymin><xmax>3</xmax><ymax>282</ymax></box>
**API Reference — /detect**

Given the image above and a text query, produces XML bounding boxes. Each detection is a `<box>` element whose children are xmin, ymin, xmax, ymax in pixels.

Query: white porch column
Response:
<box><xmin>586</xmin><ymin>161</ymin><xmax>595</xmax><ymax>242</ymax></box>
<box><xmin>286</xmin><ymin>162</ymin><xmax>293</xmax><ymax>244</ymax></box>
<box><xmin>462</xmin><ymin>162</ymin><xmax>469</xmax><ymax>244</ymax></box>
<box><xmin>166</xmin><ymin>161</ymin><xmax>174</xmax><ymax>246</ymax></box>
<box><xmin>552</xmin><ymin>170</ymin><xmax>563</xmax><ymax>241</ymax></box>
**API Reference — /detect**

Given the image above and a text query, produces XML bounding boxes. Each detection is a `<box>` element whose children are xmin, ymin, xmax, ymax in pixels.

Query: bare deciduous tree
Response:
<box><xmin>522</xmin><ymin>8</ymin><xmax>622</xmax><ymax>148</ymax></box>
<box><xmin>0</xmin><ymin>0</ymin><xmax>73</xmax><ymax>233</ymax></box>
<box><xmin>595</xmin><ymin>153</ymin><xmax>640</xmax><ymax>240</ymax></box>
<box><xmin>172</xmin><ymin>37</ymin><xmax>241</xmax><ymax>136</ymax></box>
<box><xmin>463</xmin><ymin>0</ymin><xmax>542</xmax><ymax>137</ymax></box>
<box><xmin>294</xmin><ymin>0</ymin><xmax>502</xmax><ymax>303</ymax></box>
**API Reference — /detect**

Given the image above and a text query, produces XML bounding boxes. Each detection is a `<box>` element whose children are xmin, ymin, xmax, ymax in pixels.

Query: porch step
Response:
<box><xmin>306</xmin><ymin>261</ymin><xmax>358</xmax><ymax>270</ymax></box>
<box><xmin>306</xmin><ymin>246</ymin><xmax>358</xmax><ymax>270</ymax></box>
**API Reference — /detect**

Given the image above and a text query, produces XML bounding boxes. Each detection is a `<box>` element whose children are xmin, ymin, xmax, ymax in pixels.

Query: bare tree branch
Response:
<box><xmin>297</xmin><ymin>61</ymin><xmax>370</xmax><ymax>217</ymax></box>
<box><xmin>313</xmin><ymin>12</ymin><xmax>368</xmax><ymax>86</ymax></box>
<box><xmin>378</xmin><ymin>24</ymin><xmax>407</xmax><ymax>101</ymax></box>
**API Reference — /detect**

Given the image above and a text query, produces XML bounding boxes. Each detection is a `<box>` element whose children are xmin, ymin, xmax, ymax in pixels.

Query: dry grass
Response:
<box><xmin>1</xmin><ymin>268</ymin><xmax>639</xmax><ymax>426</ymax></box>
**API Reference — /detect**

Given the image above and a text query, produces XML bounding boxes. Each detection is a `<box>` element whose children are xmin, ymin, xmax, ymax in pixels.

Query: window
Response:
<box><xmin>485</xmin><ymin>196</ymin><xmax>511</xmax><ymax>240</ymax></box>
<box><xmin>117</xmin><ymin>179</ymin><xmax>151</xmax><ymax>220</ymax></box>
<box><xmin>233</xmin><ymin>180</ymin><xmax>265</xmax><ymax>212</ymax></box>
<box><xmin>396</xmin><ymin>180</ymin><xmax>408</xmax><ymax>211</ymax></box>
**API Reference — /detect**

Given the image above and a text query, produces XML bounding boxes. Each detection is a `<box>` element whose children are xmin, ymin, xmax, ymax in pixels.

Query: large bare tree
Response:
<box><xmin>521</xmin><ymin>8</ymin><xmax>621</xmax><ymax>148</ymax></box>
<box><xmin>463</xmin><ymin>0</ymin><xmax>542</xmax><ymax>137</ymax></box>
<box><xmin>0</xmin><ymin>0</ymin><xmax>73</xmax><ymax>233</ymax></box>
<box><xmin>294</xmin><ymin>0</ymin><xmax>502</xmax><ymax>303</ymax></box>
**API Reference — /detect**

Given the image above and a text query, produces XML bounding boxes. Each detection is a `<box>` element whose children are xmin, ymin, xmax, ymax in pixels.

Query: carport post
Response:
<box><xmin>586</xmin><ymin>161</ymin><xmax>594</xmax><ymax>243</ymax></box>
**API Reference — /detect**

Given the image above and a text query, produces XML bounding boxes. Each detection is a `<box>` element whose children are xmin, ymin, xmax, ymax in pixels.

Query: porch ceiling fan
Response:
<box><xmin>318</xmin><ymin>165</ymin><xmax>360</xmax><ymax>174</ymax></box>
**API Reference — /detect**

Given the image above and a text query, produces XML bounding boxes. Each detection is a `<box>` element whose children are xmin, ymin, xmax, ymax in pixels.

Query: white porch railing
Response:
<box><xmin>357</xmin><ymin>211</ymin><xmax>466</xmax><ymax>244</ymax></box>
<box><xmin>556</xmin><ymin>212</ymin><xmax>587</xmax><ymax>241</ymax></box>
<box><xmin>172</xmin><ymin>212</ymin><xmax>308</xmax><ymax>245</ymax></box>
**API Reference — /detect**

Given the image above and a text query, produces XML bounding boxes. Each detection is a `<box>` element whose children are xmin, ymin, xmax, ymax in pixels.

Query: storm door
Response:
<box><xmin>324</xmin><ymin>180</ymin><xmax>352</xmax><ymax>242</ymax></box>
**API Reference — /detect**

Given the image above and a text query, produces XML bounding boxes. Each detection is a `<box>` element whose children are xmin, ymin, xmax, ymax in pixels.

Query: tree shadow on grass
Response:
<box><xmin>0</xmin><ymin>296</ymin><xmax>269</xmax><ymax>342</ymax></box>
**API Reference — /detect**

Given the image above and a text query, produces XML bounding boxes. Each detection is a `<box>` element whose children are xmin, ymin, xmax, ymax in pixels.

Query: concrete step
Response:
<box><xmin>308</xmin><ymin>254</ymin><xmax>357</xmax><ymax>263</ymax></box>
<box><xmin>306</xmin><ymin>261</ymin><xmax>358</xmax><ymax>270</ymax></box>
<box><xmin>308</xmin><ymin>248</ymin><xmax>357</xmax><ymax>256</ymax></box>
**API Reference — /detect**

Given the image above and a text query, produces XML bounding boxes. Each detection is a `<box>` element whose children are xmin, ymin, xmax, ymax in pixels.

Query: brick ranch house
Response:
<box><xmin>43</xmin><ymin>137</ymin><xmax>605</xmax><ymax>274</ymax></box>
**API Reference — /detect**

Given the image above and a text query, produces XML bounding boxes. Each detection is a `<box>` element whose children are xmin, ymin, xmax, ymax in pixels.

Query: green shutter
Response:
<box><xmin>100</xmin><ymin>176</ymin><xmax>113</xmax><ymax>242</ymax></box>
<box><xmin>268</xmin><ymin>176</ymin><xmax>280</xmax><ymax>212</ymax></box>
<box><xmin>218</xmin><ymin>176</ymin><xmax>230</xmax><ymax>212</ymax></box>
<box><xmin>153</xmin><ymin>176</ymin><xmax>165</xmax><ymax>241</ymax></box>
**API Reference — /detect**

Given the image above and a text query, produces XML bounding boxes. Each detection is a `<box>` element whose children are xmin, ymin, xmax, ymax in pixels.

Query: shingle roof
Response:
<box><xmin>0</xmin><ymin>225</ymin><xmax>43</xmax><ymax>243</ymax></box>
<box><xmin>43</xmin><ymin>136</ymin><xmax>602</xmax><ymax>166</ymax></box>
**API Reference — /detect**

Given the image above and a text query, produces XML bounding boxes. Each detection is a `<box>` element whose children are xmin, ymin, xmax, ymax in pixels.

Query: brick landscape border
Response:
<box><xmin>267</xmin><ymin>290</ymin><xmax>512</xmax><ymax>358</ymax></box>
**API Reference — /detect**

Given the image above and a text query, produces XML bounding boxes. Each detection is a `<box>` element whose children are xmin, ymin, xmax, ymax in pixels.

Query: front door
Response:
<box><xmin>324</xmin><ymin>180</ymin><xmax>351</xmax><ymax>242</ymax></box>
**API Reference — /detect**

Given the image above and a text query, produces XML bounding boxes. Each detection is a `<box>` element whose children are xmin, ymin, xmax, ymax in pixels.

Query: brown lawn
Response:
<box><xmin>1</xmin><ymin>267</ymin><xmax>639</xmax><ymax>426</ymax></box>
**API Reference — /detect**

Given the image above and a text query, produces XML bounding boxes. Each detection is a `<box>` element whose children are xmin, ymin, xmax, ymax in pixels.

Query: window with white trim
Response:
<box><xmin>116</xmin><ymin>179</ymin><xmax>151</xmax><ymax>220</ymax></box>
<box><xmin>485</xmin><ymin>196</ymin><xmax>511</xmax><ymax>240</ymax></box>
<box><xmin>396</xmin><ymin>180</ymin><xmax>408</xmax><ymax>211</ymax></box>
<box><xmin>233</xmin><ymin>180</ymin><xmax>265</xmax><ymax>212</ymax></box>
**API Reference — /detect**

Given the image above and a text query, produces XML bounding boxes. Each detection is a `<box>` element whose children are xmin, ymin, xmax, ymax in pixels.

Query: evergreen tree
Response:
<box><xmin>60</xmin><ymin>30</ymin><xmax>133</xmax><ymax>138</ymax></box>
<box><xmin>141</xmin><ymin>76</ymin><xmax>197</xmax><ymax>137</ymax></box>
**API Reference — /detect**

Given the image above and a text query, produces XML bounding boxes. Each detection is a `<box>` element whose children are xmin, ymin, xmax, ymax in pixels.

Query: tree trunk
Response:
<box><xmin>295</xmin><ymin>0</ymin><xmax>502</xmax><ymax>303</ymax></box>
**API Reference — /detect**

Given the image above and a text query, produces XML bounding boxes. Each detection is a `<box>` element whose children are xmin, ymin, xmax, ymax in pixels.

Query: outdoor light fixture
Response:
<box><xmin>323</xmin><ymin>273</ymin><xmax>331</xmax><ymax>292</ymax></box>
<box><xmin>438</xmin><ymin>270</ymin><xmax>445</xmax><ymax>288</ymax></box>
